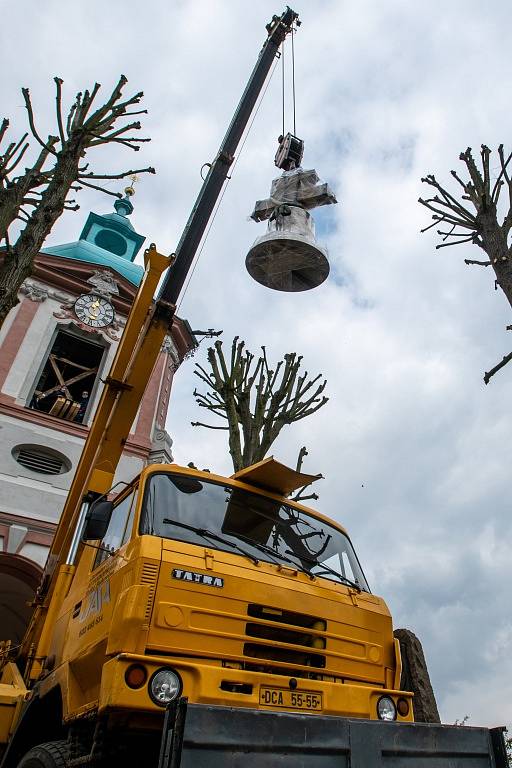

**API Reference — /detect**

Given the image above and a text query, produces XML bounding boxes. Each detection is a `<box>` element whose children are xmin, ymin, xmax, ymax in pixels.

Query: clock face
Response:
<box><xmin>74</xmin><ymin>294</ymin><xmax>115</xmax><ymax>328</ymax></box>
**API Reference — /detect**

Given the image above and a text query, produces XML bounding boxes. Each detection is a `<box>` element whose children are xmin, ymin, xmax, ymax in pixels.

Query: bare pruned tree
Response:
<box><xmin>192</xmin><ymin>337</ymin><xmax>328</xmax><ymax>472</ymax></box>
<box><xmin>0</xmin><ymin>75</ymin><xmax>155</xmax><ymax>325</ymax></box>
<box><xmin>419</xmin><ymin>144</ymin><xmax>512</xmax><ymax>383</ymax></box>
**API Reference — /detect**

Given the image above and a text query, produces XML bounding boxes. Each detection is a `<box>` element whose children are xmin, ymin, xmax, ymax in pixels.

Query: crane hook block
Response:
<box><xmin>275</xmin><ymin>133</ymin><xmax>304</xmax><ymax>171</ymax></box>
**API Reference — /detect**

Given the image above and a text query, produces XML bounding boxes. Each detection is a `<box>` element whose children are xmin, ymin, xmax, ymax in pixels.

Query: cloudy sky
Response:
<box><xmin>4</xmin><ymin>0</ymin><xmax>512</xmax><ymax>727</ymax></box>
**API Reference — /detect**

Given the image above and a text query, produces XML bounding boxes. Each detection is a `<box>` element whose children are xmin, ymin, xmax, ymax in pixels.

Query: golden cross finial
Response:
<box><xmin>124</xmin><ymin>174</ymin><xmax>139</xmax><ymax>197</ymax></box>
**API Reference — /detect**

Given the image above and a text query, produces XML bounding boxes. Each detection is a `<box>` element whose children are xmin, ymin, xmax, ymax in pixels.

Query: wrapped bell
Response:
<box><xmin>246</xmin><ymin>163</ymin><xmax>337</xmax><ymax>293</ymax></box>
<box><xmin>246</xmin><ymin>205</ymin><xmax>329</xmax><ymax>292</ymax></box>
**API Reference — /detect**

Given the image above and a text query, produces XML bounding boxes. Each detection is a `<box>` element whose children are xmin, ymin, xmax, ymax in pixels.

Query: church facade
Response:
<box><xmin>0</xmin><ymin>194</ymin><xmax>196</xmax><ymax>642</ymax></box>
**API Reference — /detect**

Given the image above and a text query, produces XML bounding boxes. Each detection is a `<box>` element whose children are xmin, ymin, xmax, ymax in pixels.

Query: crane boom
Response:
<box><xmin>20</xmin><ymin>8</ymin><xmax>299</xmax><ymax>681</ymax></box>
<box><xmin>159</xmin><ymin>7</ymin><xmax>299</xmax><ymax>305</ymax></box>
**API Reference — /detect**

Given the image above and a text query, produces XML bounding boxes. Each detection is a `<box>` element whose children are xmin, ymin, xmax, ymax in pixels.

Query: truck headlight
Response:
<box><xmin>377</xmin><ymin>696</ymin><xmax>397</xmax><ymax>721</ymax></box>
<box><xmin>149</xmin><ymin>668</ymin><xmax>182</xmax><ymax>706</ymax></box>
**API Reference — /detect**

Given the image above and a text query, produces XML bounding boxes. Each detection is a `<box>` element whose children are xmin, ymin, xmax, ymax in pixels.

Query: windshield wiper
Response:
<box><xmin>162</xmin><ymin>518</ymin><xmax>259</xmax><ymax>565</ymax></box>
<box><xmin>231</xmin><ymin>532</ymin><xmax>317</xmax><ymax>580</ymax></box>
<box><xmin>227</xmin><ymin>533</ymin><xmax>280</xmax><ymax>563</ymax></box>
<box><xmin>284</xmin><ymin>550</ymin><xmax>362</xmax><ymax>592</ymax></box>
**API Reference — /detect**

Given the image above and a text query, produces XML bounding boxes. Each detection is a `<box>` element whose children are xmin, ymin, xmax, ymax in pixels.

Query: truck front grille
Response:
<box><xmin>243</xmin><ymin>603</ymin><xmax>327</xmax><ymax>678</ymax></box>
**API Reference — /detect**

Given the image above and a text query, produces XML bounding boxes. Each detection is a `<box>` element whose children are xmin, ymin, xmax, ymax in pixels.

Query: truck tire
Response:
<box><xmin>394</xmin><ymin>628</ymin><xmax>440</xmax><ymax>723</ymax></box>
<box><xmin>16</xmin><ymin>741</ymin><xmax>68</xmax><ymax>768</ymax></box>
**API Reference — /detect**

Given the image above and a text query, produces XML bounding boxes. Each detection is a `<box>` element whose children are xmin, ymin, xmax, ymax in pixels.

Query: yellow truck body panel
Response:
<box><xmin>0</xmin><ymin>664</ymin><xmax>26</xmax><ymax>747</ymax></box>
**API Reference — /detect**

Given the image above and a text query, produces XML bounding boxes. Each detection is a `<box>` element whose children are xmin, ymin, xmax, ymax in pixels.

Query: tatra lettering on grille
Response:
<box><xmin>243</xmin><ymin>604</ymin><xmax>327</xmax><ymax>678</ymax></box>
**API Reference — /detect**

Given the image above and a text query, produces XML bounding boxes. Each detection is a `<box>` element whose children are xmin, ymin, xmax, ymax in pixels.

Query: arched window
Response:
<box><xmin>28</xmin><ymin>328</ymin><xmax>107</xmax><ymax>423</ymax></box>
<box><xmin>0</xmin><ymin>554</ymin><xmax>42</xmax><ymax>644</ymax></box>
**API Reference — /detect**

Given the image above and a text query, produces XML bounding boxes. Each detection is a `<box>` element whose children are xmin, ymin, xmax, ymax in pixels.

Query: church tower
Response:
<box><xmin>0</xmin><ymin>192</ymin><xmax>196</xmax><ymax>642</ymax></box>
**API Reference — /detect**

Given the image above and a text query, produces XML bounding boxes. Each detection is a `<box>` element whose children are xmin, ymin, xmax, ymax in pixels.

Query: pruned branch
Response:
<box><xmin>464</xmin><ymin>259</ymin><xmax>491</xmax><ymax>267</ymax></box>
<box><xmin>0</xmin><ymin>118</ymin><xmax>8</xmax><ymax>146</ymax></box>
<box><xmin>54</xmin><ymin>77</ymin><xmax>66</xmax><ymax>145</ymax></box>
<box><xmin>292</xmin><ymin>491</ymin><xmax>319</xmax><ymax>502</ymax></box>
<box><xmin>290</xmin><ymin>446</ymin><xmax>322</xmax><ymax>502</ymax></box>
<box><xmin>1</xmin><ymin>131</ymin><xmax>29</xmax><ymax>172</ymax></box>
<box><xmin>296</xmin><ymin>446</ymin><xmax>308</xmax><ymax>472</ymax></box>
<box><xmin>21</xmin><ymin>88</ymin><xmax>58</xmax><ymax>155</ymax></box>
<box><xmin>4</xmin><ymin>141</ymin><xmax>29</xmax><ymax>175</ymax></box>
<box><xmin>484</xmin><ymin>351</ymin><xmax>512</xmax><ymax>385</ymax></box>
<box><xmin>78</xmin><ymin>166</ymin><xmax>155</xmax><ymax>181</ymax></box>
<box><xmin>436</xmin><ymin>235</ymin><xmax>475</xmax><ymax>249</ymax></box>
<box><xmin>78</xmin><ymin>179</ymin><xmax>123</xmax><ymax>197</ymax></box>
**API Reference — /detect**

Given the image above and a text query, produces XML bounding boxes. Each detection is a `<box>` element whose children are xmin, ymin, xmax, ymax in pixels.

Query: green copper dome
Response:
<box><xmin>42</xmin><ymin>194</ymin><xmax>145</xmax><ymax>285</ymax></box>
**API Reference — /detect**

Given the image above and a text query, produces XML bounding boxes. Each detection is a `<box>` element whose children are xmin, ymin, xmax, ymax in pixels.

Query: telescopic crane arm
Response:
<box><xmin>21</xmin><ymin>8</ymin><xmax>300</xmax><ymax>681</ymax></box>
<box><xmin>159</xmin><ymin>7</ymin><xmax>300</xmax><ymax>306</ymax></box>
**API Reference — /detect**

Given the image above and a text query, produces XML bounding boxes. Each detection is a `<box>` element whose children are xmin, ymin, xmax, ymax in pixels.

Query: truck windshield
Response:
<box><xmin>141</xmin><ymin>473</ymin><xmax>370</xmax><ymax>591</ymax></box>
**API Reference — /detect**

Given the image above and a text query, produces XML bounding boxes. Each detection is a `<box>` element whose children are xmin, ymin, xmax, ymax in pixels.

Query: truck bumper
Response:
<box><xmin>99</xmin><ymin>652</ymin><xmax>413</xmax><ymax>722</ymax></box>
<box><xmin>159</xmin><ymin>700</ymin><xmax>507</xmax><ymax>768</ymax></box>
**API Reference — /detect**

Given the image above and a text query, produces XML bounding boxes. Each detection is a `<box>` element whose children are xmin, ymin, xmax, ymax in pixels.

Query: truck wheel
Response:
<box><xmin>394</xmin><ymin>628</ymin><xmax>441</xmax><ymax>723</ymax></box>
<box><xmin>17</xmin><ymin>741</ymin><xmax>69</xmax><ymax>768</ymax></box>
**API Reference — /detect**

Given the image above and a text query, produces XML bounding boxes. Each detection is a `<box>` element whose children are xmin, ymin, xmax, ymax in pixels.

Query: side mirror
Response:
<box><xmin>82</xmin><ymin>500</ymin><xmax>113</xmax><ymax>541</ymax></box>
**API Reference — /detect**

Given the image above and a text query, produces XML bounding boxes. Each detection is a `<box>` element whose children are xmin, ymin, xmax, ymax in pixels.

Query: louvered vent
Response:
<box><xmin>12</xmin><ymin>444</ymin><xmax>71</xmax><ymax>475</ymax></box>
<box><xmin>141</xmin><ymin>561</ymin><xmax>159</xmax><ymax>624</ymax></box>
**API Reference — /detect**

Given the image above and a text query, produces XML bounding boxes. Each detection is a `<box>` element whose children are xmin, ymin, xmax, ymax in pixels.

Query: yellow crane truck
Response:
<box><xmin>0</xmin><ymin>9</ymin><xmax>507</xmax><ymax>767</ymax></box>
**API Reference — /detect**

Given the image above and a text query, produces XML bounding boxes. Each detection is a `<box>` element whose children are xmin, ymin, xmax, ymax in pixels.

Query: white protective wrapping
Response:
<box><xmin>250</xmin><ymin>167</ymin><xmax>337</xmax><ymax>222</ymax></box>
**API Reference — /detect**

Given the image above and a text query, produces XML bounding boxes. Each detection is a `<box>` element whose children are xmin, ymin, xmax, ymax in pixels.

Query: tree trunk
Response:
<box><xmin>0</xmin><ymin>146</ymin><xmax>81</xmax><ymax>324</ymax></box>
<box><xmin>0</xmin><ymin>250</ymin><xmax>32</xmax><ymax>324</ymax></box>
<box><xmin>394</xmin><ymin>628</ymin><xmax>441</xmax><ymax>723</ymax></box>
<box><xmin>479</xmin><ymin>218</ymin><xmax>512</xmax><ymax>309</ymax></box>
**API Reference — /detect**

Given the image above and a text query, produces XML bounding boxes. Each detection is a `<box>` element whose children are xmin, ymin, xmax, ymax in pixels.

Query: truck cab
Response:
<box><xmin>37</xmin><ymin>458</ymin><xmax>411</xmax><ymax>751</ymax></box>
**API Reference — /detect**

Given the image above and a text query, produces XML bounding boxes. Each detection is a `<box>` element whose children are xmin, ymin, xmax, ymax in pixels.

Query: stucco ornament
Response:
<box><xmin>86</xmin><ymin>270</ymin><xmax>120</xmax><ymax>297</ymax></box>
<box><xmin>20</xmin><ymin>281</ymin><xmax>48</xmax><ymax>303</ymax></box>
